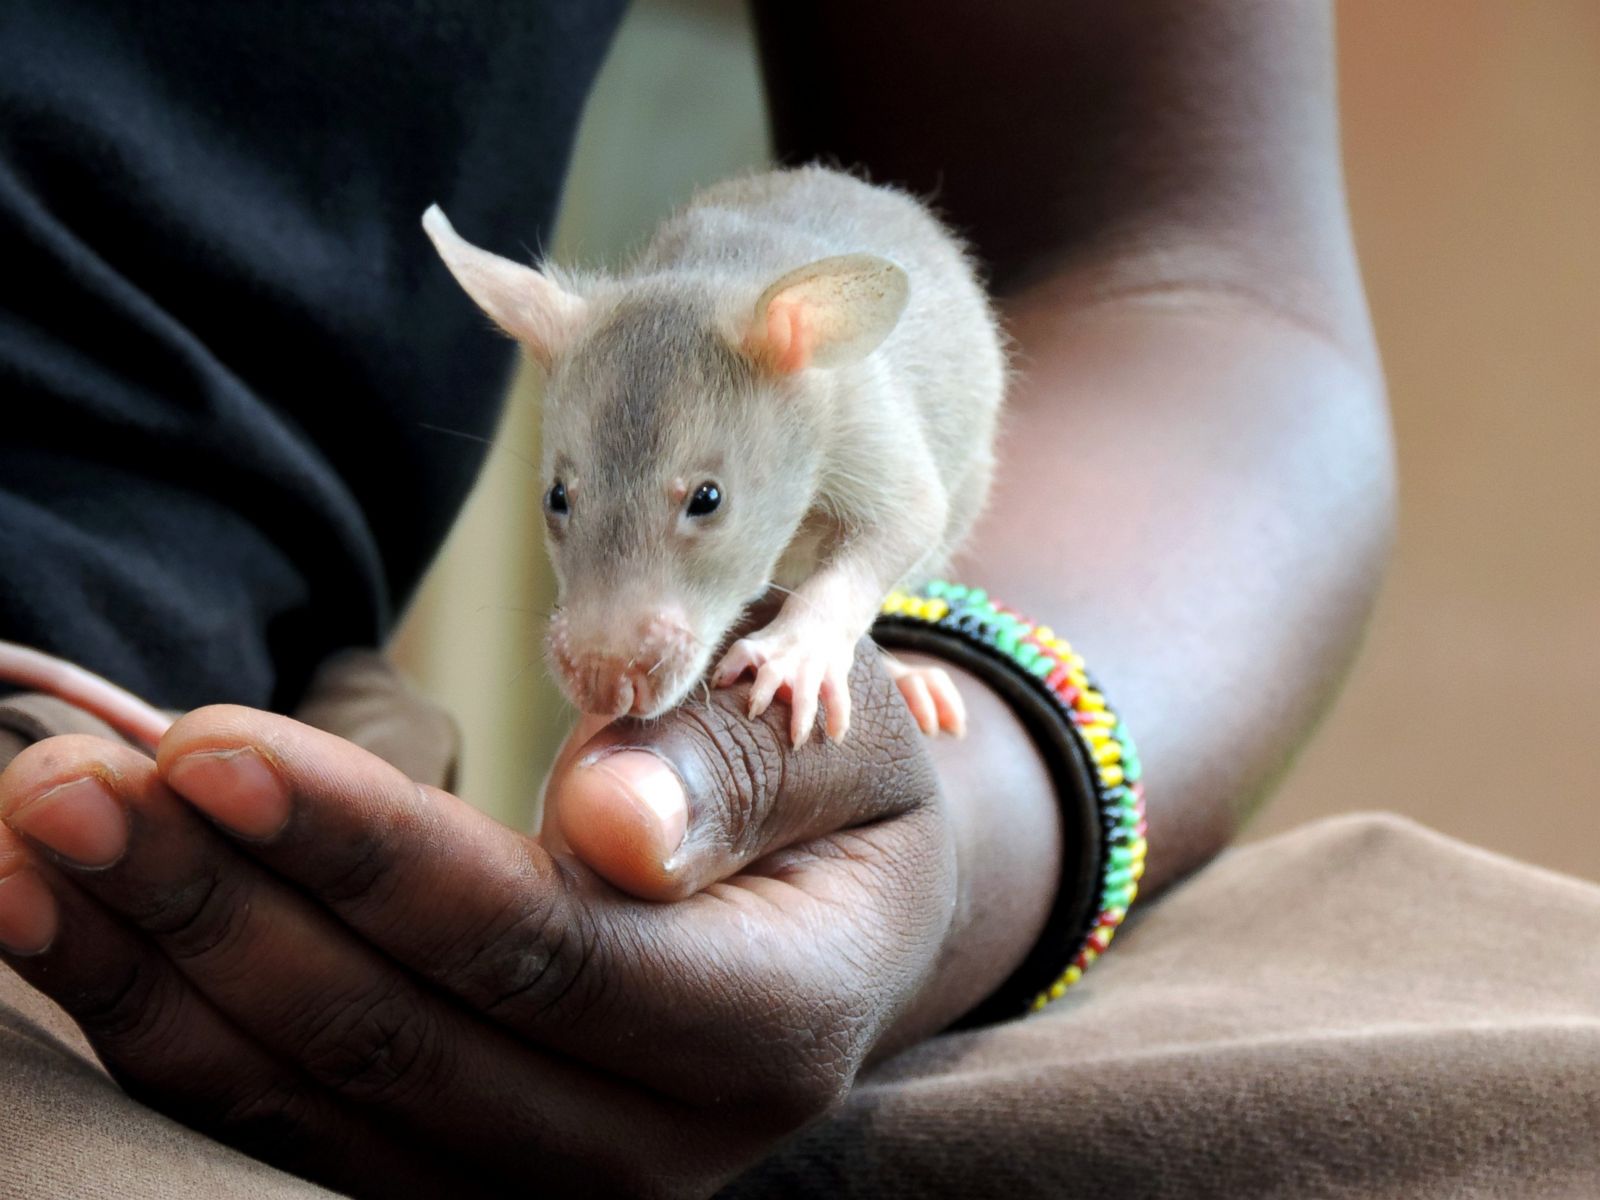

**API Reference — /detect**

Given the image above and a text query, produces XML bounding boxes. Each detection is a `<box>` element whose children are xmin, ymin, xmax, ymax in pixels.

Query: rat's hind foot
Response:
<box><xmin>714</xmin><ymin>632</ymin><xmax>853</xmax><ymax>747</ymax></box>
<box><xmin>882</xmin><ymin>654</ymin><xmax>967</xmax><ymax>738</ymax></box>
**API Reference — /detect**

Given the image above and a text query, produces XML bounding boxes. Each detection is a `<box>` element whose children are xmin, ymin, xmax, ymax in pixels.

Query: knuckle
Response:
<box><xmin>446</xmin><ymin>873</ymin><xmax>600</xmax><ymax>1026</ymax></box>
<box><xmin>136</xmin><ymin>863</ymin><xmax>256</xmax><ymax>964</ymax></box>
<box><xmin>67</xmin><ymin>956</ymin><xmax>176</xmax><ymax>1044</ymax></box>
<box><xmin>211</xmin><ymin>1075</ymin><xmax>325</xmax><ymax>1162</ymax></box>
<box><xmin>679</xmin><ymin>703</ymin><xmax>785</xmax><ymax>854</ymax></box>
<box><xmin>307</xmin><ymin>795</ymin><xmax>413</xmax><ymax>907</ymax></box>
<box><xmin>293</xmin><ymin>977</ymin><xmax>446</xmax><ymax>1106</ymax></box>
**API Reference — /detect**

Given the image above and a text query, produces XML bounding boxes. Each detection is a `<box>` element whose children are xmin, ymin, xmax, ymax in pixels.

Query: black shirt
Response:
<box><xmin>0</xmin><ymin>0</ymin><xmax>628</xmax><ymax>709</ymax></box>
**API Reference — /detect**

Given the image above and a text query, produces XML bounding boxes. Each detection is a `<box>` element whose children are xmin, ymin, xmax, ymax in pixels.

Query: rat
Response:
<box><xmin>424</xmin><ymin>165</ymin><xmax>1005</xmax><ymax>746</ymax></box>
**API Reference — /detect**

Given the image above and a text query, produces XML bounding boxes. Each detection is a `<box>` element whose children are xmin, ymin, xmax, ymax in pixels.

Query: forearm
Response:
<box><xmin>886</xmin><ymin>308</ymin><xmax>1391</xmax><ymax>1032</ymax></box>
<box><xmin>757</xmin><ymin>0</ymin><xmax>1394</xmax><ymax>898</ymax></box>
<box><xmin>963</xmin><ymin>283</ymin><xmax>1392</xmax><ymax>898</ymax></box>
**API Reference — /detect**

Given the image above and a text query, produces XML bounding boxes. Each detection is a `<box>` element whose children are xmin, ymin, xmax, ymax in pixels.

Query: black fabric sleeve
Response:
<box><xmin>0</xmin><ymin>0</ymin><xmax>626</xmax><ymax>710</ymax></box>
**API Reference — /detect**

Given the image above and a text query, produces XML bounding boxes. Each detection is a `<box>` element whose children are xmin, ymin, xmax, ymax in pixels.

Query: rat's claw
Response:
<box><xmin>898</xmin><ymin>672</ymin><xmax>938</xmax><ymax>736</ymax></box>
<box><xmin>923</xmin><ymin>665</ymin><xmax>967</xmax><ymax>738</ymax></box>
<box><xmin>883</xmin><ymin>656</ymin><xmax>966</xmax><ymax>738</ymax></box>
<box><xmin>714</xmin><ymin>639</ymin><xmax>761</xmax><ymax>689</ymax></box>
<box><xmin>820</xmin><ymin>662</ymin><xmax>851</xmax><ymax>742</ymax></box>
<box><xmin>788</xmin><ymin>652</ymin><xmax>830</xmax><ymax>747</ymax></box>
<box><xmin>747</xmin><ymin>660</ymin><xmax>784</xmax><ymax>721</ymax></box>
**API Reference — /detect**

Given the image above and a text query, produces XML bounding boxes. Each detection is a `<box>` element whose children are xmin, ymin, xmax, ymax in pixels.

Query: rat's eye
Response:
<box><xmin>545</xmin><ymin>480</ymin><xmax>570</xmax><ymax>517</ymax></box>
<box><xmin>686</xmin><ymin>481</ymin><xmax>722</xmax><ymax>518</ymax></box>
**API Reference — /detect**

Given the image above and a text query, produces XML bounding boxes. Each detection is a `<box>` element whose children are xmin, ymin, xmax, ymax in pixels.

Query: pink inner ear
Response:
<box><xmin>756</xmin><ymin>298</ymin><xmax>814</xmax><ymax>375</ymax></box>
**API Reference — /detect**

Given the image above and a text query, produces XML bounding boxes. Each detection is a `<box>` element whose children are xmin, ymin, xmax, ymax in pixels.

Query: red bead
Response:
<box><xmin>1046</xmin><ymin>665</ymin><xmax>1072</xmax><ymax>689</ymax></box>
<box><xmin>1087</xmin><ymin>930</ymin><xmax>1111</xmax><ymax>953</ymax></box>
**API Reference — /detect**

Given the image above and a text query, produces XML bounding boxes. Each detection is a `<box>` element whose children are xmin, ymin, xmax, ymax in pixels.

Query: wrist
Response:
<box><xmin>876</xmin><ymin>652</ymin><xmax>1063</xmax><ymax>1051</ymax></box>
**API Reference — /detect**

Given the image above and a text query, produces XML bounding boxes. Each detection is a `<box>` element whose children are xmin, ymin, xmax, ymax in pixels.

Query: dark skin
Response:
<box><xmin>0</xmin><ymin>2</ymin><xmax>1391</xmax><ymax>1196</ymax></box>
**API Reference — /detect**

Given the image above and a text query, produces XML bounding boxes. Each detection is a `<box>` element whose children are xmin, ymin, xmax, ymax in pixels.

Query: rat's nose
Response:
<box><xmin>548</xmin><ymin>605</ymin><xmax>697</xmax><ymax>718</ymax></box>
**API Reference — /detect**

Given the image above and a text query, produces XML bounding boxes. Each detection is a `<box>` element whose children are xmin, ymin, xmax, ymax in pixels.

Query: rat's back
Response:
<box><xmin>630</xmin><ymin>166</ymin><xmax>1005</xmax><ymax>574</ymax></box>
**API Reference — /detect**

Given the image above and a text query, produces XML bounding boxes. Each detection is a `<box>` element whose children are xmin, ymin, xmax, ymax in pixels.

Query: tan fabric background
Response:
<box><xmin>392</xmin><ymin>0</ymin><xmax>1600</xmax><ymax>878</ymax></box>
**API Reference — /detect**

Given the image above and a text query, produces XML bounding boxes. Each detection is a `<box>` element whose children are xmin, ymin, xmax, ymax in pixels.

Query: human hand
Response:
<box><xmin>0</xmin><ymin>646</ymin><xmax>959</xmax><ymax>1198</ymax></box>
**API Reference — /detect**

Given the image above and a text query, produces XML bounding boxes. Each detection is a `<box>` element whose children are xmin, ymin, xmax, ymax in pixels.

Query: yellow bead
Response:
<box><xmin>1048</xmin><ymin>980</ymin><xmax>1068</xmax><ymax>1000</ymax></box>
<box><xmin>1064</xmin><ymin>965</ymin><xmax>1083</xmax><ymax>986</ymax></box>
<box><xmin>1067</xmin><ymin>669</ymin><xmax>1089</xmax><ymax>691</ymax></box>
<box><xmin>1084</xmin><ymin>726</ymin><xmax>1112</xmax><ymax>747</ymax></box>
<box><xmin>925</xmin><ymin>598</ymin><xmax>950</xmax><ymax>621</ymax></box>
<box><xmin>883</xmin><ymin>593</ymin><xmax>908</xmax><ymax>614</ymax></box>
<box><xmin>1093</xmin><ymin>741</ymin><xmax>1123</xmax><ymax>765</ymax></box>
<box><xmin>1031</xmin><ymin>994</ymin><xmax>1049</xmax><ymax>1012</ymax></box>
<box><xmin>1099</xmin><ymin>765</ymin><xmax>1125</xmax><ymax>787</ymax></box>
<box><xmin>1034</xmin><ymin>626</ymin><xmax>1055</xmax><ymax>644</ymax></box>
<box><xmin>1131</xmin><ymin>859</ymin><xmax>1146</xmax><ymax>881</ymax></box>
<box><xmin>1081</xmin><ymin>690</ymin><xmax>1107</xmax><ymax>711</ymax></box>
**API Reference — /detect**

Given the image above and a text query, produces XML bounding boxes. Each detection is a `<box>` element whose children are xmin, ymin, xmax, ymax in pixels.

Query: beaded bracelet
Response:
<box><xmin>873</xmin><ymin>580</ymin><xmax>1147</xmax><ymax>1020</ymax></box>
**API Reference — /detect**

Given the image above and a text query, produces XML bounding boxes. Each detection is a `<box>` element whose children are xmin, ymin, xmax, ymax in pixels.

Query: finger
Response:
<box><xmin>0</xmin><ymin>736</ymin><xmax>677</xmax><ymax>1181</ymax></box>
<box><xmin>0</xmin><ymin>814</ymin><xmax>461</xmax><ymax>1197</ymax></box>
<box><xmin>554</xmin><ymin>636</ymin><xmax>932</xmax><ymax>900</ymax></box>
<box><xmin>150</xmin><ymin>705</ymin><xmax>949</xmax><ymax>1127</ymax></box>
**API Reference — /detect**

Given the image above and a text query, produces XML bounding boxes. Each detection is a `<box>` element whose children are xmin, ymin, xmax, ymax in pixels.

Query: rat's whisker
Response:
<box><xmin>416</xmin><ymin>421</ymin><xmax>541</xmax><ymax>476</ymax></box>
<box><xmin>763</xmin><ymin>581</ymin><xmax>818</xmax><ymax>618</ymax></box>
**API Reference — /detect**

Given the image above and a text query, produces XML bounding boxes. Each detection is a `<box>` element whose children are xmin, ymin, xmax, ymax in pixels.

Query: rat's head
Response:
<box><xmin>423</xmin><ymin>205</ymin><xmax>908</xmax><ymax>719</ymax></box>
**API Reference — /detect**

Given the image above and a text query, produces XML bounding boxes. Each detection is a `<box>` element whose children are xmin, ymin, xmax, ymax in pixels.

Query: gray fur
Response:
<box><xmin>430</xmin><ymin>165</ymin><xmax>1005</xmax><ymax>717</ymax></box>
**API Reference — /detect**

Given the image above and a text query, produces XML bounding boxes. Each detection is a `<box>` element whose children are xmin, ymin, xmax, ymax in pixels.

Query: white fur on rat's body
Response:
<box><xmin>425</xmin><ymin>166</ymin><xmax>1004</xmax><ymax>743</ymax></box>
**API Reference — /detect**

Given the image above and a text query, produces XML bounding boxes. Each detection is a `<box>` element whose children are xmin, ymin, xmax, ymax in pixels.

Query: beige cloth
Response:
<box><xmin>0</xmin><ymin>665</ymin><xmax>1595</xmax><ymax>1197</ymax></box>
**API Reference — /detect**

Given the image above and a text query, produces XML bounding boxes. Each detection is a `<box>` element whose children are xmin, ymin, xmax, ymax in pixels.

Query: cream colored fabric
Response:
<box><xmin>0</xmin><ymin>812</ymin><xmax>1595</xmax><ymax>1197</ymax></box>
<box><xmin>726</xmin><ymin>813</ymin><xmax>1600</xmax><ymax>1197</ymax></box>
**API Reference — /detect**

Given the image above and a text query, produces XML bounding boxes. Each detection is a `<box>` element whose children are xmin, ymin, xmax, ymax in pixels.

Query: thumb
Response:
<box><xmin>546</xmin><ymin>643</ymin><xmax>937</xmax><ymax>901</ymax></box>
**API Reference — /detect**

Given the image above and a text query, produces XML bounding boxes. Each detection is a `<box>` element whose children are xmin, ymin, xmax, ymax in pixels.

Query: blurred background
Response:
<box><xmin>392</xmin><ymin>0</ymin><xmax>1600</xmax><ymax>879</ymax></box>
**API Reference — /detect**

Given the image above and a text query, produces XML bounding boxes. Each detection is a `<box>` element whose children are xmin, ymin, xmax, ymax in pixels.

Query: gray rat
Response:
<box><xmin>424</xmin><ymin>165</ymin><xmax>1004</xmax><ymax>744</ymax></box>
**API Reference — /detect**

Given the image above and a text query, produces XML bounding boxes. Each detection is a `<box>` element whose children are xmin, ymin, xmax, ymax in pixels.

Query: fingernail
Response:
<box><xmin>578</xmin><ymin>750</ymin><xmax>688</xmax><ymax>857</ymax></box>
<box><xmin>165</xmin><ymin>748</ymin><xmax>290</xmax><ymax>840</ymax></box>
<box><xmin>0</xmin><ymin>870</ymin><xmax>58</xmax><ymax>955</ymax></box>
<box><xmin>9</xmin><ymin>778</ymin><xmax>128</xmax><ymax>867</ymax></box>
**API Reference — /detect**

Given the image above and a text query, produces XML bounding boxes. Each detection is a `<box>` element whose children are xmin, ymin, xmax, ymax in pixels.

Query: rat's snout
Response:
<box><xmin>547</xmin><ymin>604</ymin><xmax>701</xmax><ymax>720</ymax></box>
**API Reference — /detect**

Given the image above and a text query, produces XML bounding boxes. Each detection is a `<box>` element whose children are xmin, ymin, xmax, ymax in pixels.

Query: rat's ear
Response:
<box><xmin>742</xmin><ymin>254</ymin><xmax>909</xmax><ymax>375</ymax></box>
<box><xmin>422</xmin><ymin>205</ymin><xmax>586</xmax><ymax>370</ymax></box>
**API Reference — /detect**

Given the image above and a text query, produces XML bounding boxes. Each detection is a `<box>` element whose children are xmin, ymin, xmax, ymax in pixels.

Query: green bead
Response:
<box><xmin>1109</xmin><ymin>844</ymin><xmax>1138</xmax><ymax>868</ymax></box>
<box><xmin>925</xmin><ymin>580</ymin><xmax>949</xmax><ymax>598</ymax></box>
<box><xmin>997</xmin><ymin>631</ymin><xmax>1019</xmax><ymax>655</ymax></box>
<box><xmin>967</xmin><ymin>589</ymin><xmax>988</xmax><ymax>606</ymax></box>
<box><xmin>1103</xmin><ymin>865</ymin><xmax>1135</xmax><ymax>889</ymax></box>
<box><xmin>1102</xmin><ymin>884</ymin><xmax>1135</xmax><ymax>909</ymax></box>
<box><xmin>945</xmin><ymin>584</ymin><xmax>969</xmax><ymax>602</ymax></box>
<box><xmin>1028</xmin><ymin>656</ymin><xmax>1053</xmax><ymax>678</ymax></box>
<box><xmin>1016</xmin><ymin>644</ymin><xmax>1041</xmax><ymax>669</ymax></box>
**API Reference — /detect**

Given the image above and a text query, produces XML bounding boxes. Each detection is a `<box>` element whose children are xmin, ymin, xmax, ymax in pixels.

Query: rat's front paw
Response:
<box><xmin>713</xmin><ymin>631</ymin><xmax>854</xmax><ymax>746</ymax></box>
